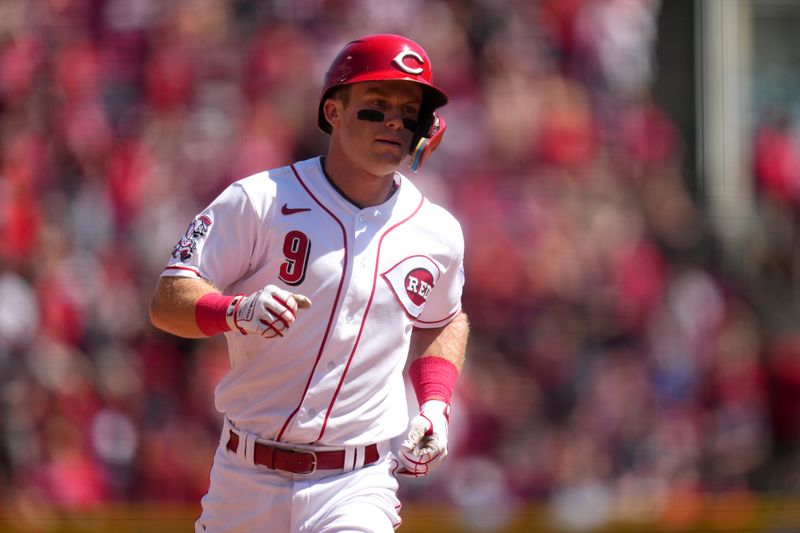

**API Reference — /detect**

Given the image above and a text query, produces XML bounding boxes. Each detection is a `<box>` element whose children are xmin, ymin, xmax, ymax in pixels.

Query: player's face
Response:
<box><xmin>330</xmin><ymin>80</ymin><xmax>423</xmax><ymax>177</ymax></box>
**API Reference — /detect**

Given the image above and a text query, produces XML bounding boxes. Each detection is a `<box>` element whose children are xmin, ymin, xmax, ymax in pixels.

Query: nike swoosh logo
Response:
<box><xmin>281</xmin><ymin>204</ymin><xmax>311</xmax><ymax>215</ymax></box>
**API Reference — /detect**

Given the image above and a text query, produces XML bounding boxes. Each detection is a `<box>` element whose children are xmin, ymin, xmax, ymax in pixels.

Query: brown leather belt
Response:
<box><xmin>226</xmin><ymin>431</ymin><xmax>380</xmax><ymax>475</ymax></box>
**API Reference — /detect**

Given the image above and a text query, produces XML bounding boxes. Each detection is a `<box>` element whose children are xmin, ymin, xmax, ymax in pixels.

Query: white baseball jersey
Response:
<box><xmin>162</xmin><ymin>156</ymin><xmax>464</xmax><ymax>447</ymax></box>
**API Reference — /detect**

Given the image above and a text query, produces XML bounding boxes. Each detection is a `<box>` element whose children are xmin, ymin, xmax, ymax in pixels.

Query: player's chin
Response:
<box><xmin>366</xmin><ymin>151</ymin><xmax>406</xmax><ymax>174</ymax></box>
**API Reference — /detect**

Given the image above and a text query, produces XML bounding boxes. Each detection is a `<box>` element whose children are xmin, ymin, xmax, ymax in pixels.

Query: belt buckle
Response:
<box><xmin>289</xmin><ymin>449</ymin><xmax>317</xmax><ymax>475</ymax></box>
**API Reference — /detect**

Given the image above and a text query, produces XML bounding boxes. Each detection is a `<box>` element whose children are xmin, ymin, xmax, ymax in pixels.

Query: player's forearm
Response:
<box><xmin>406</xmin><ymin>311</ymin><xmax>469</xmax><ymax>407</ymax></box>
<box><xmin>149</xmin><ymin>276</ymin><xmax>219</xmax><ymax>338</ymax></box>
<box><xmin>409</xmin><ymin>311</ymin><xmax>469</xmax><ymax>370</ymax></box>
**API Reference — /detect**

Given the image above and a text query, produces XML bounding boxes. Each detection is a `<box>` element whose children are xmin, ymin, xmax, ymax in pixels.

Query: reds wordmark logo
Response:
<box><xmin>405</xmin><ymin>268</ymin><xmax>434</xmax><ymax>306</ymax></box>
<box><xmin>382</xmin><ymin>256</ymin><xmax>441</xmax><ymax>319</ymax></box>
<box><xmin>172</xmin><ymin>214</ymin><xmax>212</xmax><ymax>261</ymax></box>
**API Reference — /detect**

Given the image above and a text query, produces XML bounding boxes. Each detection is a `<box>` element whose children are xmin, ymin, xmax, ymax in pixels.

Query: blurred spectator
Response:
<box><xmin>754</xmin><ymin>111</ymin><xmax>800</xmax><ymax>210</ymax></box>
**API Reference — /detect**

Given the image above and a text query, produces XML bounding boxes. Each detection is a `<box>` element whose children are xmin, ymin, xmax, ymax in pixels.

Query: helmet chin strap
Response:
<box><xmin>409</xmin><ymin>114</ymin><xmax>445</xmax><ymax>172</ymax></box>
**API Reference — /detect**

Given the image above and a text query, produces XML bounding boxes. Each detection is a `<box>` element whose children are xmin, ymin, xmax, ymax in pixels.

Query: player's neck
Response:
<box><xmin>321</xmin><ymin>155</ymin><xmax>397</xmax><ymax>208</ymax></box>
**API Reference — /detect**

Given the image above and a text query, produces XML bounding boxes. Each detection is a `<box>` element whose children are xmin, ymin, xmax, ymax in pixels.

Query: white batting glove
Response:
<box><xmin>226</xmin><ymin>285</ymin><xmax>312</xmax><ymax>338</ymax></box>
<box><xmin>396</xmin><ymin>400</ymin><xmax>450</xmax><ymax>477</ymax></box>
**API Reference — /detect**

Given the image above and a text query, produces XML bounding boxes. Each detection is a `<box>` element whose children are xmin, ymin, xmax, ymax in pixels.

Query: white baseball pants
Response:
<box><xmin>195</xmin><ymin>428</ymin><xmax>401</xmax><ymax>532</ymax></box>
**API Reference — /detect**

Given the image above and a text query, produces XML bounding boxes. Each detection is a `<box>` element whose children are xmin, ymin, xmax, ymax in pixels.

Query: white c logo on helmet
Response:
<box><xmin>392</xmin><ymin>50</ymin><xmax>424</xmax><ymax>75</ymax></box>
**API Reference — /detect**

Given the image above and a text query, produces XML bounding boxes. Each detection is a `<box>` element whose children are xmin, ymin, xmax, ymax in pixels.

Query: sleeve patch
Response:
<box><xmin>381</xmin><ymin>255</ymin><xmax>441</xmax><ymax>319</ymax></box>
<box><xmin>172</xmin><ymin>214</ymin><xmax>212</xmax><ymax>261</ymax></box>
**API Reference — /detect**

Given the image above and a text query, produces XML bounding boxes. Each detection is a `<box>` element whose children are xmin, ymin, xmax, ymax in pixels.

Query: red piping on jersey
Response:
<box><xmin>163</xmin><ymin>265</ymin><xmax>203</xmax><ymax>277</ymax></box>
<box><xmin>316</xmin><ymin>194</ymin><xmax>425</xmax><ymax>442</ymax></box>
<box><xmin>275</xmin><ymin>164</ymin><xmax>349</xmax><ymax>442</ymax></box>
<box><xmin>415</xmin><ymin>304</ymin><xmax>462</xmax><ymax>326</ymax></box>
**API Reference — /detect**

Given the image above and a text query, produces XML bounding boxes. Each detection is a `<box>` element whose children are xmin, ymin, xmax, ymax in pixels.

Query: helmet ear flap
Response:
<box><xmin>409</xmin><ymin>113</ymin><xmax>445</xmax><ymax>172</ymax></box>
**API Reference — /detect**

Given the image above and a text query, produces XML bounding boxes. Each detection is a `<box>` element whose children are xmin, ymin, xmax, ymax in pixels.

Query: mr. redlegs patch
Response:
<box><xmin>172</xmin><ymin>214</ymin><xmax>213</xmax><ymax>261</ymax></box>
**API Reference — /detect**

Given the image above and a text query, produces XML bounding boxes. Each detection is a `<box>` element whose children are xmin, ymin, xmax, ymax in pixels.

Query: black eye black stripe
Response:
<box><xmin>403</xmin><ymin>118</ymin><xmax>418</xmax><ymax>131</ymax></box>
<box><xmin>357</xmin><ymin>109</ymin><xmax>418</xmax><ymax>131</ymax></box>
<box><xmin>357</xmin><ymin>109</ymin><xmax>384</xmax><ymax>122</ymax></box>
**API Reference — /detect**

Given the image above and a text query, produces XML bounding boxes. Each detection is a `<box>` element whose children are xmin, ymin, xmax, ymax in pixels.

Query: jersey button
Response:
<box><xmin>358</xmin><ymin>214</ymin><xmax>366</xmax><ymax>222</ymax></box>
<box><xmin>308</xmin><ymin>408</ymin><xmax>317</xmax><ymax>417</ymax></box>
<box><xmin>346</xmin><ymin>315</ymin><xmax>353</xmax><ymax>323</ymax></box>
<box><xmin>326</xmin><ymin>362</ymin><xmax>335</xmax><ymax>371</ymax></box>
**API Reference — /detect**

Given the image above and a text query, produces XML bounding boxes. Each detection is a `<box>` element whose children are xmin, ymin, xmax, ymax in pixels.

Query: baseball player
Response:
<box><xmin>149</xmin><ymin>34</ymin><xmax>469</xmax><ymax>532</ymax></box>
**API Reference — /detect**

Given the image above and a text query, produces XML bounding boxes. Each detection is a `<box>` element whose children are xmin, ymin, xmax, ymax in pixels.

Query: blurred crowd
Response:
<box><xmin>1</xmin><ymin>0</ymin><xmax>799</xmax><ymax>529</ymax></box>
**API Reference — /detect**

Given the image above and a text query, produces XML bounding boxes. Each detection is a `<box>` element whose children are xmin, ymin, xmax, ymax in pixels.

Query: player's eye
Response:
<box><xmin>403</xmin><ymin>106</ymin><xmax>420</xmax><ymax>118</ymax></box>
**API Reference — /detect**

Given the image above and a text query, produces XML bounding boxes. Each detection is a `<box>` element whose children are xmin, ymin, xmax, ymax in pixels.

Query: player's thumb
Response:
<box><xmin>404</xmin><ymin>417</ymin><xmax>427</xmax><ymax>446</ymax></box>
<box><xmin>293</xmin><ymin>294</ymin><xmax>312</xmax><ymax>309</ymax></box>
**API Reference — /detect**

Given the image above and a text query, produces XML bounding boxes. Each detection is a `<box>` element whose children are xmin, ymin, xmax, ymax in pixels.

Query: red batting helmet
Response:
<box><xmin>317</xmin><ymin>34</ymin><xmax>449</xmax><ymax>137</ymax></box>
<box><xmin>319</xmin><ymin>34</ymin><xmax>448</xmax><ymax>133</ymax></box>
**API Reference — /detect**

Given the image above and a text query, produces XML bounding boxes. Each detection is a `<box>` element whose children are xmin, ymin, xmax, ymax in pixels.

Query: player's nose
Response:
<box><xmin>382</xmin><ymin>107</ymin><xmax>404</xmax><ymax>130</ymax></box>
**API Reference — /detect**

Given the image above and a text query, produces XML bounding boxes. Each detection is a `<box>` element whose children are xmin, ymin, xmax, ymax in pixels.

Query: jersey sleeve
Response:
<box><xmin>413</xmin><ymin>215</ymin><xmax>465</xmax><ymax>329</ymax></box>
<box><xmin>161</xmin><ymin>180</ymin><xmax>264</xmax><ymax>290</ymax></box>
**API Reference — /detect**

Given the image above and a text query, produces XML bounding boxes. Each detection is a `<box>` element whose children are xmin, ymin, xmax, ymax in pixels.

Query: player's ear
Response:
<box><xmin>323</xmin><ymin>98</ymin><xmax>343</xmax><ymax>129</ymax></box>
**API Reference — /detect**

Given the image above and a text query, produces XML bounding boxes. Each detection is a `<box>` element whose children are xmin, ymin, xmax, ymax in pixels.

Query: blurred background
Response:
<box><xmin>1</xmin><ymin>0</ymin><xmax>800</xmax><ymax>531</ymax></box>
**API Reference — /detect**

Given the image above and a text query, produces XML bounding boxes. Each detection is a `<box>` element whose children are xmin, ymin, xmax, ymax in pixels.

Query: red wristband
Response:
<box><xmin>408</xmin><ymin>356</ymin><xmax>459</xmax><ymax>407</ymax></box>
<box><xmin>195</xmin><ymin>292</ymin><xmax>234</xmax><ymax>336</ymax></box>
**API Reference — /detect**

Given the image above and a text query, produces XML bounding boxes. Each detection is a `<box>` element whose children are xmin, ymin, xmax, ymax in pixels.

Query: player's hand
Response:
<box><xmin>396</xmin><ymin>400</ymin><xmax>450</xmax><ymax>477</ymax></box>
<box><xmin>226</xmin><ymin>284</ymin><xmax>312</xmax><ymax>338</ymax></box>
